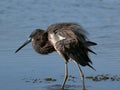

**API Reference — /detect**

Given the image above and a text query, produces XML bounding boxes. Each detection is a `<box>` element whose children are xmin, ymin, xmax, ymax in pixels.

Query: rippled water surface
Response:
<box><xmin>0</xmin><ymin>0</ymin><xmax>120</xmax><ymax>90</ymax></box>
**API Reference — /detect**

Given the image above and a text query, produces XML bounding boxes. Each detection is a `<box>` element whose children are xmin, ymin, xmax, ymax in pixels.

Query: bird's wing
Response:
<box><xmin>49</xmin><ymin>28</ymin><xmax>95</xmax><ymax>70</ymax></box>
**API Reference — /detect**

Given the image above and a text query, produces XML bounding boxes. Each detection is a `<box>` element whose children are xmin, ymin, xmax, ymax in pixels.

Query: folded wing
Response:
<box><xmin>48</xmin><ymin>23</ymin><xmax>96</xmax><ymax>70</ymax></box>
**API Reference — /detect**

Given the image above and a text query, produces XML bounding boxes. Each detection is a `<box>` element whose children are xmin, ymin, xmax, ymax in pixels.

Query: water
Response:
<box><xmin>0</xmin><ymin>0</ymin><xmax>120</xmax><ymax>90</ymax></box>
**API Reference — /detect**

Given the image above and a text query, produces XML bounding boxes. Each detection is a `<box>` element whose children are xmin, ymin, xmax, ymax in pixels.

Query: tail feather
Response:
<box><xmin>87</xmin><ymin>48</ymin><xmax>97</xmax><ymax>54</ymax></box>
<box><xmin>85</xmin><ymin>41</ymin><xmax>97</xmax><ymax>47</ymax></box>
<box><xmin>69</xmin><ymin>51</ymin><xmax>96</xmax><ymax>71</ymax></box>
<box><xmin>87</xmin><ymin>63</ymin><xmax>96</xmax><ymax>71</ymax></box>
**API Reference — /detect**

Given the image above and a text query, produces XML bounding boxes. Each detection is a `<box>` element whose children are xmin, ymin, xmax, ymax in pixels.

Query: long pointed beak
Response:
<box><xmin>15</xmin><ymin>38</ymin><xmax>31</xmax><ymax>53</ymax></box>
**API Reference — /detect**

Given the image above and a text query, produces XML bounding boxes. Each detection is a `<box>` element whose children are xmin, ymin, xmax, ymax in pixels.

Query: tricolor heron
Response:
<box><xmin>15</xmin><ymin>22</ymin><xmax>97</xmax><ymax>90</ymax></box>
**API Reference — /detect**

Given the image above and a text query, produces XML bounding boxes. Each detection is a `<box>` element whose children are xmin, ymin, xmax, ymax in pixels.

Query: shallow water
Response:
<box><xmin>0</xmin><ymin>0</ymin><xmax>120</xmax><ymax>90</ymax></box>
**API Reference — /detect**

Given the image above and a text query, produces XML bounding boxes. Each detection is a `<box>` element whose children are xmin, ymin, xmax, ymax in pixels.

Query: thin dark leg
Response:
<box><xmin>61</xmin><ymin>62</ymin><xmax>68</xmax><ymax>90</ymax></box>
<box><xmin>77</xmin><ymin>63</ymin><xmax>86</xmax><ymax>90</ymax></box>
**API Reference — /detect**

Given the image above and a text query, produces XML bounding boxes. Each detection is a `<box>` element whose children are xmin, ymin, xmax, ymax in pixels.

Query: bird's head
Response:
<box><xmin>15</xmin><ymin>29</ymin><xmax>44</xmax><ymax>53</ymax></box>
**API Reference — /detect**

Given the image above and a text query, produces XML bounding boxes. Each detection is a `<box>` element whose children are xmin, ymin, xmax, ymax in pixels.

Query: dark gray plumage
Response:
<box><xmin>45</xmin><ymin>22</ymin><xmax>97</xmax><ymax>90</ymax></box>
<box><xmin>15</xmin><ymin>22</ymin><xmax>97</xmax><ymax>90</ymax></box>
<box><xmin>47</xmin><ymin>23</ymin><xmax>96</xmax><ymax>68</ymax></box>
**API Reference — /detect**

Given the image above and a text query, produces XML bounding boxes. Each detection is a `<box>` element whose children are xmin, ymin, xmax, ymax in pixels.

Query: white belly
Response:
<box><xmin>49</xmin><ymin>33</ymin><xmax>66</xmax><ymax>57</ymax></box>
<box><xmin>49</xmin><ymin>33</ymin><xmax>65</xmax><ymax>47</ymax></box>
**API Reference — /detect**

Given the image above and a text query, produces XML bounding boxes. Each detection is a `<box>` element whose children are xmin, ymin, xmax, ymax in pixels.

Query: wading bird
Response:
<box><xmin>15</xmin><ymin>22</ymin><xmax>97</xmax><ymax>90</ymax></box>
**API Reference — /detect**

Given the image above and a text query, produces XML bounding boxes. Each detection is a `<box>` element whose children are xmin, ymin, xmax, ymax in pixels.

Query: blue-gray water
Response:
<box><xmin>0</xmin><ymin>0</ymin><xmax>120</xmax><ymax>90</ymax></box>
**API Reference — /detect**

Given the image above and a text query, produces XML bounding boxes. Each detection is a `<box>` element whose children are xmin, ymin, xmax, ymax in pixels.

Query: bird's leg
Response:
<box><xmin>61</xmin><ymin>62</ymin><xmax>68</xmax><ymax>90</ymax></box>
<box><xmin>77</xmin><ymin>63</ymin><xmax>86</xmax><ymax>90</ymax></box>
